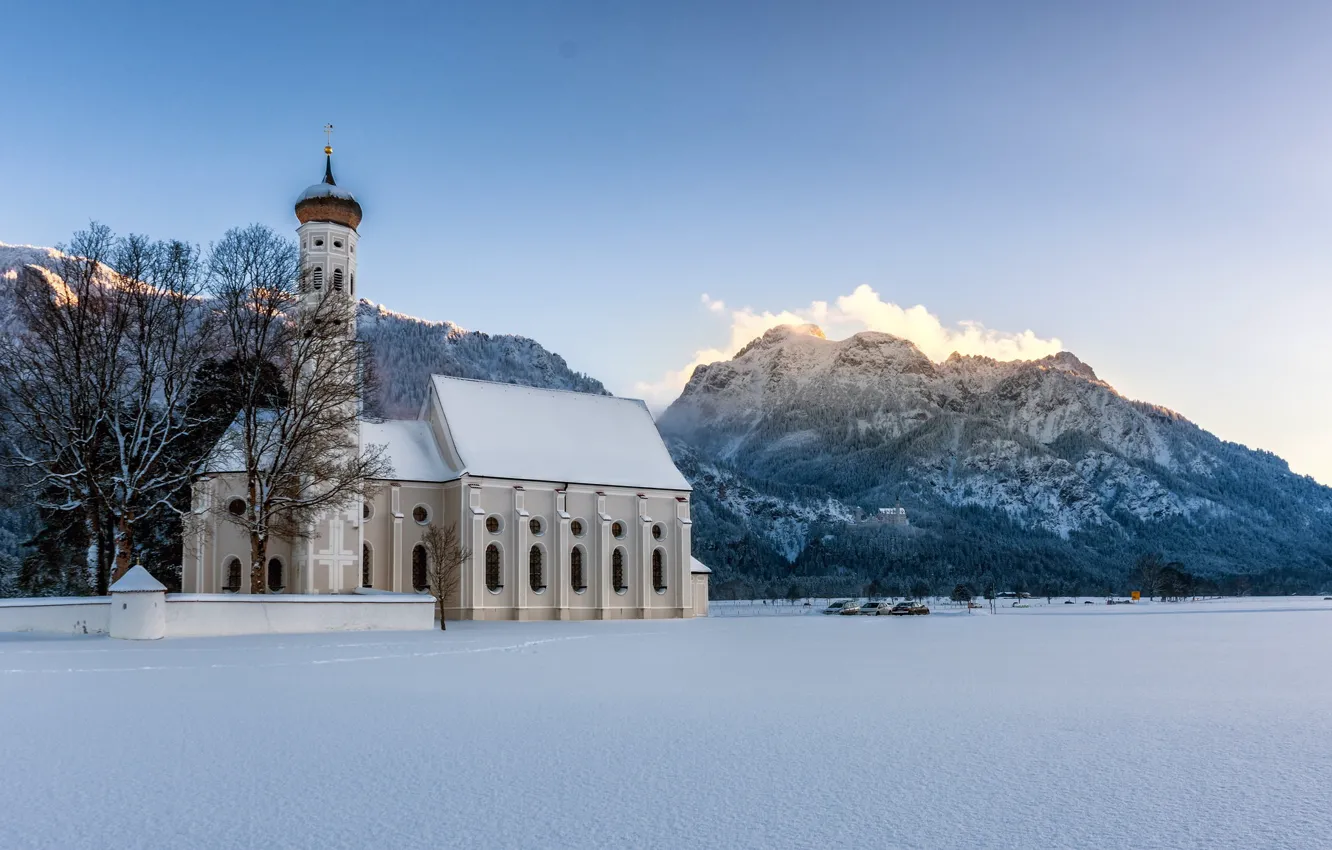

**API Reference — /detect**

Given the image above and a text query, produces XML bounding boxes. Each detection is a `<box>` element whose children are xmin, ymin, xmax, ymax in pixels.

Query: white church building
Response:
<box><xmin>182</xmin><ymin>148</ymin><xmax>709</xmax><ymax>620</ymax></box>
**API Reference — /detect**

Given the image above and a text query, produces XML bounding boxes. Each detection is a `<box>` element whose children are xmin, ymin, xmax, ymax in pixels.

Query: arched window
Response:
<box><xmin>267</xmin><ymin>558</ymin><xmax>284</xmax><ymax>593</ymax></box>
<box><xmin>652</xmin><ymin>549</ymin><xmax>666</xmax><ymax>594</ymax></box>
<box><xmin>485</xmin><ymin>544</ymin><xmax>502</xmax><ymax>592</ymax></box>
<box><xmin>350</xmin><ymin>273</ymin><xmax>355</xmax><ymax>295</ymax></box>
<box><xmin>529</xmin><ymin>546</ymin><xmax>545</xmax><ymax>592</ymax></box>
<box><xmin>570</xmin><ymin>546</ymin><xmax>586</xmax><ymax>593</ymax></box>
<box><xmin>312</xmin><ymin>267</ymin><xmax>323</xmax><ymax>290</ymax></box>
<box><xmin>332</xmin><ymin>268</ymin><xmax>344</xmax><ymax>293</ymax></box>
<box><xmin>612</xmin><ymin>549</ymin><xmax>626</xmax><ymax>594</ymax></box>
<box><xmin>362</xmin><ymin>543</ymin><xmax>372</xmax><ymax>588</ymax></box>
<box><xmin>223</xmin><ymin>557</ymin><xmax>242</xmax><ymax>592</ymax></box>
<box><xmin>412</xmin><ymin>544</ymin><xmax>428</xmax><ymax>592</ymax></box>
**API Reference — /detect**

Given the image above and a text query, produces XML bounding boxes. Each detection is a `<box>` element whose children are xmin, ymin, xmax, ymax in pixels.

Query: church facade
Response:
<box><xmin>182</xmin><ymin>150</ymin><xmax>708</xmax><ymax>620</ymax></box>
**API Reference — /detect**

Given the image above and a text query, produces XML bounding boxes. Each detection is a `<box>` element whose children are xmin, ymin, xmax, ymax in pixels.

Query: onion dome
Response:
<box><xmin>294</xmin><ymin>146</ymin><xmax>363</xmax><ymax>230</ymax></box>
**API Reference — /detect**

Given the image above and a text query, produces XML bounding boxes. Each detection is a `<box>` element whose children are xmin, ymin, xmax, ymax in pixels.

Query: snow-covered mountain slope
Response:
<box><xmin>669</xmin><ymin>439</ymin><xmax>858</xmax><ymax>563</ymax></box>
<box><xmin>357</xmin><ymin>301</ymin><xmax>606</xmax><ymax>418</ymax></box>
<box><xmin>660</xmin><ymin>324</ymin><xmax>1332</xmax><ymax>585</ymax></box>
<box><xmin>0</xmin><ymin>243</ymin><xmax>67</xmax><ymax>279</ymax></box>
<box><xmin>0</xmin><ymin>243</ymin><xmax>607</xmax><ymax>420</ymax></box>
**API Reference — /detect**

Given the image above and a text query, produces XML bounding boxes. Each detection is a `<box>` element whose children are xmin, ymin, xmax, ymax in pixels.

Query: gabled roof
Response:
<box><xmin>362</xmin><ymin>419</ymin><xmax>457</xmax><ymax>482</ymax></box>
<box><xmin>431</xmin><ymin>376</ymin><xmax>690</xmax><ymax>491</ymax></box>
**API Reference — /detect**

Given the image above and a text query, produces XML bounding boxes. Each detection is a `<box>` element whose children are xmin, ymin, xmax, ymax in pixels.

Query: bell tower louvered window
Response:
<box><xmin>333</xmin><ymin>268</ymin><xmax>344</xmax><ymax>292</ymax></box>
<box><xmin>312</xmin><ymin>267</ymin><xmax>324</xmax><ymax>291</ymax></box>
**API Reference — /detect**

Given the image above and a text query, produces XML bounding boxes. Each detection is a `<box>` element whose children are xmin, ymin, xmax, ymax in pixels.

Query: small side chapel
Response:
<box><xmin>182</xmin><ymin>145</ymin><xmax>708</xmax><ymax>620</ymax></box>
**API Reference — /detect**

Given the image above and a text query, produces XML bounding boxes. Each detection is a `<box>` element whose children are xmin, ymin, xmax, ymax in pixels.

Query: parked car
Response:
<box><xmin>838</xmin><ymin>600</ymin><xmax>863</xmax><ymax>615</ymax></box>
<box><xmin>822</xmin><ymin>600</ymin><xmax>853</xmax><ymax>615</ymax></box>
<box><xmin>909</xmin><ymin>603</ymin><xmax>930</xmax><ymax>615</ymax></box>
<box><xmin>859</xmin><ymin>601</ymin><xmax>889</xmax><ymax>615</ymax></box>
<box><xmin>887</xmin><ymin>602</ymin><xmax>915</xmax><ymax>615</ymax></box>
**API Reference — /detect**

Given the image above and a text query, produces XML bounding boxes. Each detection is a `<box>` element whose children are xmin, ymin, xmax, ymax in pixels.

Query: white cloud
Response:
<box><xmin>634</xmin><ymin>284</ymin><xmax>1063</xmax><ymax>405</ymax></box>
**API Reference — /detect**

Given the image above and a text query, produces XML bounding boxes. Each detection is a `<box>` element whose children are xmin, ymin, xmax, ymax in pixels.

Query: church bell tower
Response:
<box><xmin>290</xmin><ymin>128</ymin><xmax>366</xmax><ymax>593</ymax></box>
<box><xmin>294</xmin><ymin>126</ymin><xmax>362</xmax><ymax>336</ymax></box>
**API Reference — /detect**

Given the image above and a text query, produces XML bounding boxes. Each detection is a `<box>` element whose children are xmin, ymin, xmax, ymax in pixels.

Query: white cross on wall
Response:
<box><xmin>312</xmin><ymin>508</ymin><xmax>359</xmax><ymax>590</ymax></box>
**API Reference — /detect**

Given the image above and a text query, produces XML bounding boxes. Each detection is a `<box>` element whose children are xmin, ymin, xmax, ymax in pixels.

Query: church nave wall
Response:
<box><xmin>458</xmin><ymin>478</ymin><xmax>692</xmax><ymax>620</ymax></box>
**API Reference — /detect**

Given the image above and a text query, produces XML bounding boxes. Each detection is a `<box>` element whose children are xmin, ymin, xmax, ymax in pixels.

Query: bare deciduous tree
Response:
<box><xmin>0</xmin><ymin>225</ymin><xmax>215</xmax><ymax>591</ymax></box>
<box><xmin>203</xmin><ymin>224</ymin><xmax>389</xmax><ymax>593</ymax></box>
<box><xmin>420</xmin><ymin>522</ymin><xmax>470</xmax><ymax>630</ymax></box>
<box><xmin>1133</xmin><ymin>552</ymin><xmax>1167</xmax><ymax>601</ymax></box>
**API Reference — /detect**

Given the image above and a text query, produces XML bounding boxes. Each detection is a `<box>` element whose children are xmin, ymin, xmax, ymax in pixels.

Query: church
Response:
<box><xmin>182</xmin><ymin>147</ymin><xmax>709</xmax><ymax>620</ymax></box>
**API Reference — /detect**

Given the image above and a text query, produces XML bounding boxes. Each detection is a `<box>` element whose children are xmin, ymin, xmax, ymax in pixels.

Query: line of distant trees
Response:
<box><xmin>704</xmin><ymin>548</ymin><xmax>1317</xmax><ymax>603</ymax></box>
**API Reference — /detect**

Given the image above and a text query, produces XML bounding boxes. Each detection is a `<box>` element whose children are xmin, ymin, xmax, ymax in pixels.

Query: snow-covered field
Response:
<box><xmin>3</xmin><ymin>600</ymin><xmax>1332</xmax><ymax>849</ymax></box>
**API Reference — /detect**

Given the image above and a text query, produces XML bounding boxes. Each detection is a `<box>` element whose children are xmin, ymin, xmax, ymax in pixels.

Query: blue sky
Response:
<box><xmin>4</xmin><ymin>1</ymin><xmax>1332</xmax><ymax>482</ymax></box>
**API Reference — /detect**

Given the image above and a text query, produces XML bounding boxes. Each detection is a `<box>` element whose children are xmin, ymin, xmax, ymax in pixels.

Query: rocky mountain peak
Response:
<box><xmin>1038</xmin><ymin>351</ymin><xmax>1098</xmax><ymax>381</ymax></box>
<box><xmin>734</xmin><ymin>323</ymin><xmax>827</xmax><ymax>358</ymax></box>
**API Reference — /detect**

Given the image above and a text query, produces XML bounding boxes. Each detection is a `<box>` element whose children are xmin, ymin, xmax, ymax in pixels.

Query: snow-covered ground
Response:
<box><xmin>711</xmin><ymin>594</ymin><xmax>1332</xmax><ymax>616</ymax></box>
<box><xmin>3</xmin><ymin>600</ymin><xmax>1332</xmax><ymax>849</ymax></box>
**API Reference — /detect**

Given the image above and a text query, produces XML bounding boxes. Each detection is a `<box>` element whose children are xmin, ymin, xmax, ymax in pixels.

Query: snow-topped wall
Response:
<box><xmin>0</xmin><ymin>592</ymin><xmax>435</xmax><ymax>638</ymax></box>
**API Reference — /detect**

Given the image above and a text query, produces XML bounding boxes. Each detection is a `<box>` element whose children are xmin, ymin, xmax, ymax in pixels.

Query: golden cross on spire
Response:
<box><xmin>323</xmin><ymin>123</ymin><xmax>334</xmax><ymax>155</ymax></box>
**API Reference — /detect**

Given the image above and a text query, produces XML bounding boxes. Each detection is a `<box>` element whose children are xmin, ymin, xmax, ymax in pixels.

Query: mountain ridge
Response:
<box><xmin>660</xmin><ymin>323</ymin><xmax>1332</xmax><ymax>594</ymax></box>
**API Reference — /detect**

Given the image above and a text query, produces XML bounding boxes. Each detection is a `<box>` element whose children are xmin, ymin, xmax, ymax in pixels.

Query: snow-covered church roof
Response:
<box><xmin>201</xmin><ymin>416</ymin><xmax>455</xmax><ymax>482</ymax></box>
<box><xmin>361</xmin><ymin>419</ymin><xmax>455</xmax><ymax>482</ymax></box>
<box><xmin>199</xmin><ymin>378</ymin><xmax>690</xmax><ymax>492</ymax></box>
<box><xmin>431</xmin><ymin>376</ymin><xmax>690</xmax><ymax>491</ymax></box>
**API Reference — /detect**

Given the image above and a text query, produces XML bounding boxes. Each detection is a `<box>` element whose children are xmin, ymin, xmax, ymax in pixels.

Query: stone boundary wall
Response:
<box><xmin>0</xmin><ymin>593</ymin><xmax>434</xmax><ymax>639</ymax></box>
<box><xmin>0</xmin><ymin>597</ymin><xmax>111</xmax><ymax>635</ymax></box>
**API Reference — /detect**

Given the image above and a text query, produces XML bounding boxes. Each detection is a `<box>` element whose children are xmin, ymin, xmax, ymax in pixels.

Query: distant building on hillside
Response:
<box><xmin>876</xmin><ymin>498</ymin><xmax>909</xmax><ymax>527</ymax></box>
